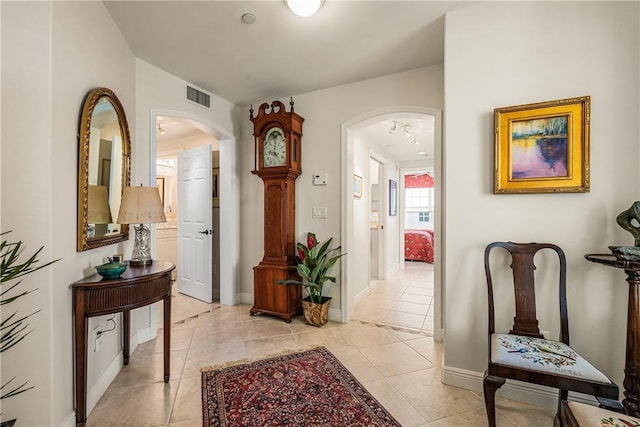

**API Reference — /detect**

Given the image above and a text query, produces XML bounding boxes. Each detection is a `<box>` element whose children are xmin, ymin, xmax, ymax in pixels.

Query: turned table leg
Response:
<box><xmin>623</xmin><ymin>270</ymin><xmax>640</xmax><ymax>416</ymax></box>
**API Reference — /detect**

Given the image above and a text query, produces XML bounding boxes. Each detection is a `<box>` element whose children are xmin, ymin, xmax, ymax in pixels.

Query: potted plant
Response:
<box><xmin>1</xmin><ymin>231</ymin><xmax>59</xmax><ymax>426</ymax></box>
<box><xmin>278</xmin><ymin>232</ymin><xmax>345</xmax><ymax>327</ymax></box>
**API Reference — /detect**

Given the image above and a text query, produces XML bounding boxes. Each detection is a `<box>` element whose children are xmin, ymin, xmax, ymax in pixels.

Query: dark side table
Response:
<box><xmin>71</xmin><ymin>261</ymin><xmax>175</xmax><ymax>426</ymax></box>
<box><xmin>585</xmin><ymin>254</ymin><xmax>640</xmax><ymax>416</ymax></box>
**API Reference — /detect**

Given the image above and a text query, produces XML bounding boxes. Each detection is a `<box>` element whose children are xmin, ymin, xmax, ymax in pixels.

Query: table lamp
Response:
<box><xmin>116</xmin><ymin>185</ymin><xmax>166</xmax><ymax>265</ymax></box>
<box><xmin>88</xmin><ymin>185</ymin><xmax>113</xmax><ymax>224</ymax></box>
<box><xmin>88</xmin><ymin>185</ymin><xmax>112</xmax><ymax>238</ymax></box>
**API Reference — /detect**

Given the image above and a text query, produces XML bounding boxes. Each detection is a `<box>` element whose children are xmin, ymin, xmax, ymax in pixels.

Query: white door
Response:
<box><xmin>177</xmin><ymin>144</ymin><xmax>213</xmax><ymax>303</ymax></box>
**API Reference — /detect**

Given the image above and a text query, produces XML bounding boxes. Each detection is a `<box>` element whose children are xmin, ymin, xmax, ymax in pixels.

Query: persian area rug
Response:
<box><xmin>201</xmin><ymin>346</ymin><xmax>401</xmax><ymax>427</ymax></box>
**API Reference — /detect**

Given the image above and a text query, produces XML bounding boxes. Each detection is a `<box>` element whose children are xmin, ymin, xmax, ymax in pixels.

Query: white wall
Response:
<box><xmin>443</xmin><ymin>1</ymin><xmax>639</xmax><ymax>404</ymax></box>
<box><xmin>238</xmin><ymin>65</ymin><xmax>444</xmax><ymax>310</ymax></box>
<box><xmin>2</xmin><ymin>2</ymin><xmax>135</xmax><ymax>425</ymax></box>
<box><xmin>135</xmin><ymin>60</ymin><xmax>240</xmax><ymax>309</ymax></box>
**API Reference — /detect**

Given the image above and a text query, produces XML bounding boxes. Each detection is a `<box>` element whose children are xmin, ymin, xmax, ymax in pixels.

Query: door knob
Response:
<box><xmin>198</xmin><ymin>229</ymin><xmax>213</xmax><ymax>235</ymax></box>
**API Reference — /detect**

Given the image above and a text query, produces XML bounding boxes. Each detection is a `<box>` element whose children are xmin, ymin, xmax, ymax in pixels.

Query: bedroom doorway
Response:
<box><xmin>341</xmin><ymin>106</ymin><xmax>442</xmax><ymax>339</ymax></box>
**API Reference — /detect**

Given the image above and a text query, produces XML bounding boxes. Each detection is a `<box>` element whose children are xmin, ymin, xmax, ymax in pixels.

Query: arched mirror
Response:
<box><xmin>77</xmin><ymin>87</ymin><xmax>131</xmax><ymax>251</ymax></box>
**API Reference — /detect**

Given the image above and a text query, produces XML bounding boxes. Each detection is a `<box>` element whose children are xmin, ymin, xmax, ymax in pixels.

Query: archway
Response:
<box><xmin>340</xmin><ymin>106</ymin><xmax>443</xmax><ymax>340</ymax></box>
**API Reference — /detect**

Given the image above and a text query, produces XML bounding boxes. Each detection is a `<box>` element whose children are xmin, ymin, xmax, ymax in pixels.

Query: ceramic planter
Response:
<box><xmin>301</xmin><ymin>296</ymin><xmax>331</xmax><ymax>327</ymax></box>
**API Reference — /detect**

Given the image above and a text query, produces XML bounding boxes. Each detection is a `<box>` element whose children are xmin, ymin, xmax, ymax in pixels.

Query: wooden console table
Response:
<box><xmin>71</xmin><ymin>261</ymin><xmax>175</xmax><ymax>426</ymax></box>
<box><xmin>585</xmin><ymin>254</ymin><xmax>640</xmax><ymax>416</ymax></box>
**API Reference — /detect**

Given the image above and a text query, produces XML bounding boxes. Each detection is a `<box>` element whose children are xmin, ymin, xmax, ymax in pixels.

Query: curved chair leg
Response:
<box><xmin>483</xmin><ymin>371</ymin><xmax>506</xmax><ymax>427</ymax></box>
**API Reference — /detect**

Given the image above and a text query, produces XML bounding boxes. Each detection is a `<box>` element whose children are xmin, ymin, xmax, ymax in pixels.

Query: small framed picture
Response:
<box><xmin>389</xmin><ymin>179</ymin><xmax>397</xmax><ymax>216</ymax></box>
<box><xmin>112</xmin><ymin>254</ymin><xmax>123</xmax><ymax>263</ymax></box>
<box><xmin>353</xmin><ymin>174</ymin><xmax>363</xmax><ymax>198</ymax></box>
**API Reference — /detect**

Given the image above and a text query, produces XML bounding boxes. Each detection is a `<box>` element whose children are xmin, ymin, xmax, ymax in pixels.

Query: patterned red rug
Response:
<box><xmin>201</xmin><ymin>346</ymin><xmax>401</xmax><ymax>426</ymax></box>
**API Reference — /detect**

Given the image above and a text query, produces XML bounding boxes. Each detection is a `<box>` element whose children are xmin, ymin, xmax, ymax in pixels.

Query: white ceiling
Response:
<box><xmin>105</xmin><ymin>0</ymin><xmax>469</xmax><ymax>162</ymax></box>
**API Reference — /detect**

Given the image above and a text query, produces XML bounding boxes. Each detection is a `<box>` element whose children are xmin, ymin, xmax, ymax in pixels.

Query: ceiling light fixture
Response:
<box><xmin>286</xmin><ymin>0</ymin><xmax>324</xmax><ymax>17</ymax></box>
<box><xmin>389</xmin><ymin>121</ymin><xmax>420</xmax><ymax>145</ymax></box>
<box><xmin>158</xmin><ymin>123</ymin><xmax>166</xmax><ymax>135</ymax></box>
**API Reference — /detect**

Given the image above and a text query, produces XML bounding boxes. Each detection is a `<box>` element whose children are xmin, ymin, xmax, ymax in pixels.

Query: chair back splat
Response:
<box><xmin>482</xmin><ymin>241</ymin><xmax>618</xmax><ymax>427</ymax></box>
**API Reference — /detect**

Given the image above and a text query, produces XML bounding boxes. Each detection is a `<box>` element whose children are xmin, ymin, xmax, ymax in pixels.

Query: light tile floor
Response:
<box><xmin>87</xmin><ymin>292</ymin><xmax>555</xmax><ymax>426</ymax></box>
<box><xmin>354</xmin><ymin>261</ymin><xmax>435</xmax><ymax>334</ymax></box>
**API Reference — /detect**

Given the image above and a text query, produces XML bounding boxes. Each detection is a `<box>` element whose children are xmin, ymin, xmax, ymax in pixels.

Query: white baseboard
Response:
<box><xmin>354</xmin><ymin>286</ymin><xmax>369</xmax><ymax>307</ymax></box>
<box><xmin>442</xmin><ymin>366</ymin><xmax>601</xmax><ymax>410</ymax></box>
<box><xmin>135</xmin><ymin>325</ymin><xmax>155</xmax><ymax>344</ymax></box>
<box><xmin>87</xmin><ymin>351</ymin><xmax>123</xmax><ymax>415</ymax></box>
<box><xmin>61</xmin><ymin>411</ymin><xmax>76</xmax><ymax>427</ymax></box>
<box><xmin>328</xmin><ymin>306</ymin><xmax>341</xmax><ymax>322</ymax></box>
<box><xmin>386</xmin><ymin>263</ymin><xmax>400</xmax><ymax>277</ymax></box>
<box><xmin>238</xmin><ymin>292</ymin><xmax>253</xmax><ymax>305</ymax></box>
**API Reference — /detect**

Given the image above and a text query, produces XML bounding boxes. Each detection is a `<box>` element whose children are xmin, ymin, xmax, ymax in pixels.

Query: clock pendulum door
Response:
<box><xmin>249</xmin><ymin>99</ymin><xmax>304</xmax><ymax>322</ymax></box>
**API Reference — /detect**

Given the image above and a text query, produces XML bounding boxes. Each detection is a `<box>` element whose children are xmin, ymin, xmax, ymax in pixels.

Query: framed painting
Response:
<box><xmin>494</xmin><ymin>96</ymin><xmax>590</xmax><ymax>194</ymax></box>
<box><xmin>353</xmin><ymin>174</ymin><xmax>362</xmax><ymax>198</ymax></box>
<box><xmin>156</xmin><ymin>177</ymin><xmax>165</xmax><ymax>207</ymax></box>
<box><xmin>212</xmin><ymin>167</ymin><xmax>219</xmax><ymax>207</ymax></box>
<box><xmin>389</xmin><ymin>179</ymin><xmax>397</xmax><ymax>216</ymax></box>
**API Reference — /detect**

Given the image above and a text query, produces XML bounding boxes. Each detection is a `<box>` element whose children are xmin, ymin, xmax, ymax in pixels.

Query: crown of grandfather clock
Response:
<box><xmin>249</xmin><ymin>99</ymin><xmax>304</xmax><ymax>322</ymax></box>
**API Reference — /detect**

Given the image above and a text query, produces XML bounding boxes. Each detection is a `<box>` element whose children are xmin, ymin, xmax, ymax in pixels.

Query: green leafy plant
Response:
<box><xmin>278</xmin><ymin>232</ymin><xmax>345</xmax><ymax>304</ymax></box>
<box><xmin>1</xmin><ymin>231</ymin><xmax>59</xmax><ymax>399</ymax></box>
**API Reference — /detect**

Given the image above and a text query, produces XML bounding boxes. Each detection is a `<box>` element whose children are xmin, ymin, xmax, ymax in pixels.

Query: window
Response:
<box><xmin>405</xmin><ymin>186</ymin><xmax>434</xmax><ymax>229</ymax></box>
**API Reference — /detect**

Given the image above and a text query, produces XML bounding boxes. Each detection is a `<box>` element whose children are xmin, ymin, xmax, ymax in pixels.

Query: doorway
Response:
<box><xmin>150</xmin><ymin>111</ymin><xmax>238</xmax><ymax>309</ymax></box>
<box><xmin>340</xmin><ymin>106</ymin><xmax>443</xmax><ymax>341</ymax></box>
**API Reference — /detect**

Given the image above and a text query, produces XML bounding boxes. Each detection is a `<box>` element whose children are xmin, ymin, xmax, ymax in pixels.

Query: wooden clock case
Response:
<box><xmin>249</xmin><ymin>99</ymin><xmax>304</xmax><ymax>322</ymax></box>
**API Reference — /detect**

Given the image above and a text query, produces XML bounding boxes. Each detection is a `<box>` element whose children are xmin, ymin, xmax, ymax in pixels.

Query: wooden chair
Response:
<box><xmin>483</xmin><ymin>242</ymin><xmax>619</xmax><ymax>426</ymax></box>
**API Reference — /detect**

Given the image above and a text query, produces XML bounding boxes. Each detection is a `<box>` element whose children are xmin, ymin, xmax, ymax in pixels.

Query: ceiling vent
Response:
<box><xmin>186</xmin><ymin>85</ymin><xmax>211</xmax><ymax>109</ymax></box>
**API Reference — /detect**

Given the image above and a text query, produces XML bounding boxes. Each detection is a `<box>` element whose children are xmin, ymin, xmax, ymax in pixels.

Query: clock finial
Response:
<box><xmin>249</xmin><ymin>104</ymin><xmax>254</xmax><ymax>119</ymax></box>
<box><xmin>290</xmin><ymin>97</ymin><xmax>294</xmax><ymax>112</ymax></box>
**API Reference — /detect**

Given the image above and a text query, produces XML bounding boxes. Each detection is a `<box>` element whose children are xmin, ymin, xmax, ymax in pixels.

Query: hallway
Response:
<box><xmin>353</xmin><ymin>261</ymin><xmax>434</xmax><ymax>335</ymax></box>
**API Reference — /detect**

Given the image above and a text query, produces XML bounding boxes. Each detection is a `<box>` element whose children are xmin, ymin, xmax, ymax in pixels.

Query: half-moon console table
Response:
<box><xmin>585</xmin><ymin>254</ymin><xmax>640</xmax><ymax>417</ymax></box>
<box><xmin>71</xmin><ymin>261</ymin><xmax>175</xmax><ymax>426</ymax></box>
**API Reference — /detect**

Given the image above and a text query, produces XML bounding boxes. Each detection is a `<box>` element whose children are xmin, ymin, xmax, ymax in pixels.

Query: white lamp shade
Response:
<box><xmin>87</xmin><ymin>185</ymin><xmax>113</xmax><ymax>224</ymax></box>
<box><xmin>117</xmin><ymin>186</ymin><xmax>166</xmax><ymax>224</ymax></box>
<box><xmin>286</xmin><ymin>0</ymin><xmax>323</xmax><ymax>17</ymax></box>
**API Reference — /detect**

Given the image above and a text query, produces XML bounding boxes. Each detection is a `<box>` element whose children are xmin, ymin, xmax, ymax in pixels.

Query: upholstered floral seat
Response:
<box><xmin>562</xmin><ymin>401</ymin><xmax>640</xmax><ymax>427</ymax></box>
<box><xmin>492</xmin><ymin>334</ymin><xmax>611</xmax><ymax>384</ymax></box>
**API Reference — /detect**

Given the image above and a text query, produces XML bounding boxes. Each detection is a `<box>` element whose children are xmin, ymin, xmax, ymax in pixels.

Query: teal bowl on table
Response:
<box><xmin>95</xmin><ymin>262</ymin><xmax>127</xmax><ymax>279</ymax></box>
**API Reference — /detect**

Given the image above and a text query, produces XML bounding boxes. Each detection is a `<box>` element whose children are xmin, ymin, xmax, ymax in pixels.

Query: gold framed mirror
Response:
<box><xmin>77</xmin><ymin>87</ymin><xmax>131</xmax><ymax>251</ymax></box>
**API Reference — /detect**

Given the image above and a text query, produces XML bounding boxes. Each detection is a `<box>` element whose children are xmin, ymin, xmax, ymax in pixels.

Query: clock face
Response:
<box><xmin>263</xmin><ymin>127</ymin><xmax>286</xmax><ymax>167</ymax></box>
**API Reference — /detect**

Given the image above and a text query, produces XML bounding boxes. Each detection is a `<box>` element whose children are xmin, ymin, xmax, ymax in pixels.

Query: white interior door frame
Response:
<box><xmin>369</xmin><ymin>150</ymin><xmax>387</xmax><ymax>281</ymax></box>
<box><xmin>341</xmin><ymin>106</ymin><xmax>444</xmax><ymax>341</ymax></box>
<box><xmin>149</xmin><ymin>109</ymin><xmax>239</xmax><ymax>307</ymax></box>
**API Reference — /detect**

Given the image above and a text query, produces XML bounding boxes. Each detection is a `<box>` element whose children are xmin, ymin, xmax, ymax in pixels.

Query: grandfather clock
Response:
<box><xmin>249</xmin><ymin>99</ymin><xmax>304</xmax><ymax>322</ymax></box>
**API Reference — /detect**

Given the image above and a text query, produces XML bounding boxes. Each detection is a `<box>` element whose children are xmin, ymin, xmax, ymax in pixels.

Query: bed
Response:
<box><xmin>404</xmin><ymin>229</ymin><xmax>434</xmax><ymax>263</ymax></box>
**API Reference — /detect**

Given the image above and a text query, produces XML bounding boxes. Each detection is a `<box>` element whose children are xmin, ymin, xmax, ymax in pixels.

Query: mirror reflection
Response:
<box><xmin>87</xmin><ymin>98</ymin><xmax>123</xmax><ymax>238</ymax></box>
<box><xmin>77</xmin><ymin>88</ymin><xmax>130</xmax><ymax>251</ymax></box>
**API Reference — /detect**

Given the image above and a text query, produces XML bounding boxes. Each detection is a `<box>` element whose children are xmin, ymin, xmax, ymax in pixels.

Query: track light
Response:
<box><xmin>389</xmin><ymin>122</ymin><xmax>397</xmax><ymax>135</ymax></box>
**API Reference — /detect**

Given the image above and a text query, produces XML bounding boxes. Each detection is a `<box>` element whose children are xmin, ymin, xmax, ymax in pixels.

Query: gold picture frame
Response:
<box><xmin>353</xmin><ymin>174</ymin><xmax>363</xmax><ymax>198</ymax></box>
<box><xmin>494</xmin><ymin>96</ymin><xmax>590</xmax><ymax>194</ymax></box>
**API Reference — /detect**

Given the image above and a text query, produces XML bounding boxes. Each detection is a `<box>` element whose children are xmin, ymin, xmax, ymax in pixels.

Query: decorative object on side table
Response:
<box><xmin>116</xmin><ymin>184</ymin><xmax>166</xmax><ymax>265</ymax></box>
<box><xmin>95</xmin><ymin>260</ymin><xmax>127</xmax><ymax>279</ymax></box>
<box><xmin>278</xmin><ymin>232</ymin><xmax>345</xmax><ymax>327</ymax></box>
<box><xmin>610</xmin><ymin>201</ymin><xmax>640</xmax><ymax>261</ymax></box>
<box><xmin>1</xmin><ymin>231</ymin><xmax>60</xmax><ymax>426</ymax></box>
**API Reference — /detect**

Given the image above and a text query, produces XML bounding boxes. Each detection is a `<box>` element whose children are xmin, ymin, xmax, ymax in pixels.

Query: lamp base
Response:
<box><xmin>129</xmin><ymin>224</ymin><xmax>153</xmax><ymax>266</ymax></box>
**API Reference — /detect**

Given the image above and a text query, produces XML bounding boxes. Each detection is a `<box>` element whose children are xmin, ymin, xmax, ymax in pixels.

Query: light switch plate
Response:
<box><xmin>313</xmin><ymin>174</ymin><xmax>328</xmax><ymax>186</ymax></box>
<box><xmin>312</xmin><ymin>207</ymin><xmax>327</xmax><ymax>219</ymax></box>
